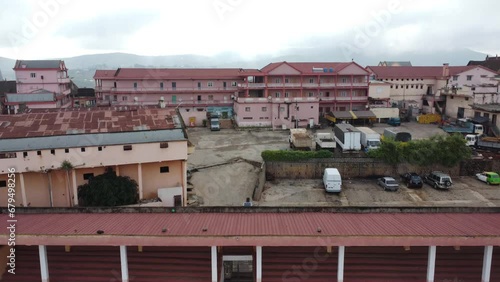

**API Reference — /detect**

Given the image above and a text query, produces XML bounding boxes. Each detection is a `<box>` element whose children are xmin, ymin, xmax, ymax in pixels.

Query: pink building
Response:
<box><xmin>234</xmin><ymin>62</ymin><xmax>370</xmax><ymax>128</ymax></box>
<box><xmin>5</xmin><ymin>60</ymin><xmax>72</xmax><ymax>113</ymax></box>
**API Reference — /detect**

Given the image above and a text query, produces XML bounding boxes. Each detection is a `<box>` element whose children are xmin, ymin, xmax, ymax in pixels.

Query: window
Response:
<box><xmin>406</xmin><ymin>85</ymin><xmax>409</xmax><ymax>89</ymax></box>
<box><xmin>197</xmin><ymin>82</ymin><xmax>202</xmax><ymax>89</ymax></box>
<box><xmin>309</xmin><ymin>78</ymin><xmax>314</xmax><ymax>83</ymax></box>
<box><xmin>160</xmin><ymin>142</ymin><xmax>169</xmax><ymax>148</ymax></box>
<box><xmin>231</xmin><ymin>81</ymin><xmax>237</xmax><ymax>87</ymax></box>
<box><xmin>467</xmin><ymin>75</ymin><xmax>473</xmax><ymax>81</ymax></box>
<box><xmin>133</xmin><ymin>82</ymin><xmax>138</xmax><ymax>88</ymax></box>
<box><xmin>122</xmin><ymin>96</ymin><xmax>128</xmax><ymax>101</ymax></box>
<box><xmin>280</xmin><ymin>107</ymin><xmax>285</xmax><ymax>112</ymax></box>
<box><xmin>160</xmin><ymin>166</ymin><xmax>170</xmax><ymax>173</ymax></box>
<box><xmin>65</xmin><ymin>149</ymin><xmax>69</xmax><ymax>153</ymax></box>
<box><xmin>83</xmin><ymin>173</ymin><xmax>94</xmax><ymax>180</ymax></box>
<box><xmin>453</xmin><ymin>75</ymin><xmax>458</xmax><ymax>81</ymax></box>
<box><xmin>465</xmin><ymin>97</ymin><xmax>469</xmax><ymax>101</ymax></box>
<box><xmin>285</xmin><ymin>92</ymin><xmax>290</xmax><ymax>98</ymax></box>
<box><xmin>340</xmin><ymin>91</ymin><xmax>347</xmax><ymax>97</ymax></box>
<box><xmin>160</xmin><ymin>82</ymin><xmax>164</xmax><ymax>89</ymax></box>
<box><xmin>208</xmin><ymin>95</ymin><xmax>214</xmax><ymax>100</ymax></box>
<box><xmin>113</xmin><ymin>95</ymin><xmax>118</xmax><ymax>101</ymax></box>
<box><xmin>105</xmin><ymin>95</ymin><xmax>110</xmax><ymax>101</ymax></box>
<box><xmin>342</xmin><ymin>78</ymin><xmax>348</xmax><ymax>83</ymax></box>
<box><xmin>30</xmin><ymin>73</ymin><xmax>36</xmax><ymax>78</ymax></box>
<box><xmin>275</xmin><ymin>78</ymin><xmax>281</xmax><ymax>83</ymax></box>
<box><xmin>243</xmin><ymin>117</ymin><xmax>253</xmax><ymax>120</ymax></box>
<box><xmin>37</xmin><ymin>151</ymin><xmax>42</xmax><ymax>156</ymax></box>
<box><xmin>207</xmin><ymin>82</ymin><xmax>213</xmax><ymax>87</ymax></box>
<box><xmin>0</xmin><ymin>153</ymin><xmax>16</xmax><ymax>159</ymax></box>
<box><xmin>23</xmin><ymin>152</ymin><xmax>28</xmax><ymax>158</ymax></box>
<box><xmin>245</xmin><ymin>107</ymin><xmax>250</xmax><ymax>112</ymax></box>
<box><xmin>411</xmin><ymin>85</ymin><xmax>414</xmax><ymax>88</ymax></box>
<box><xmin>308</xmin><ymin>92</ymin><xmax>314</xmax><ymax>97</ymax></box>
<box><xmin>261</xmin><ymin>107</ymin><xmax>267</xmax><ymax>112</ymax></box>
<box><xmin>390</xmin><ymin>85</ymin><xmax>394</xmax><ymax>89</ymax></box>
<box><xmin>123</xmin><ymin>145</ymin><xmax>132</xmax><ymax>151</ymax></box>
<box><xmin>285</xmin><ymin>78</ymin><xmax>289</xmax><ymax>83</ymax></box>
<box><xmin>275</xmin><ymin>92</ymin><xmax>281</xmax><ymax>98</ymax></box>
<box><xmin>420</xmin><ymin>85</ymin><xmax>423</xmax><ymax>89</ymax></box>
<box><xmin>50</xmin><ymin>149</ymin><xmax>55</xmax><ymax>155</ymax></box>
<box><xmin>98</xmin><ymin>146</ymin><xmax>103</xmax><ymax>151</ymax></box>
<box><xmin>81</xmin><ymin>148</ymin><xmax>85</xmax><ymax>152</ymax></box>
<box><xmin>172</xmin><ymin>82</ymin><xmax>176</xmax><ymax>89</ymax></box>
<box><xmin>0</xmin><ymin>180</ymin><xmax>6</xmax><ymax>188</ymax></box>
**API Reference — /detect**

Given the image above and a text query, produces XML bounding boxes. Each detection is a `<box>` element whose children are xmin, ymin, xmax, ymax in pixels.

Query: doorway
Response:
<box><xmin>223</xmin><ymin>258</ymin><xmax>253</xmax><ymax>282</ymax></box>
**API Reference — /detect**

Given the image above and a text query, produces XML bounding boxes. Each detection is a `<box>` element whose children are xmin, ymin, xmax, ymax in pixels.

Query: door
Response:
<box><xmin>197</xmin><ymin>82</ymin><xmax>201</xmax><ymax>90</ymax></box>
<box><xmin>457</xmin><ymin>107</ymin><xmax>465</xmax><ymax>119</ymax></box>
<box><xmin>493</xmin><ymin>114</ymin><xmax>497</xmax><ymax>126</ymax></box>
<box><xmin>223</xmin><ymin>82</ymin><xmax>227</xmax><ymax>89</ymax></box>
<box><xmin>172</xmin><ymin>95</ymin><xmax>177</xmax><ymax>104</ymax></box>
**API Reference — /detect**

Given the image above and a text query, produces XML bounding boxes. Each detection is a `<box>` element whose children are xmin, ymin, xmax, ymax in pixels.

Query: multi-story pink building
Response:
<box><xmin>234</xmin><ymin>62</ymin><xmax>370</xmax><ymax>128</ymax></box>
<box><xmin>94</xmin><ymin>61</ymin><xmax>370</xmax><ymax>128</ymax></box>
<box><xmin>5</xmin><ymin>60</ymin><xmax>72</xmax><ymax>113</ymax></box>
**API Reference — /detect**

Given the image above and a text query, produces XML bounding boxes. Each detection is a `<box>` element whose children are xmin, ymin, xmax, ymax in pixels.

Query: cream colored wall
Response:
<box><xmin>445</xmin><ymin>96</ymin><xmax>473</xmax><ymax>118</ymax></box>
<box><xmin>368</xmin><ymin>84</ymin><xmax>391</xmax><ymax>99</ymax></box>
<box><xmin>0</xmin><ymin>173</ymin><xmax>24</xmax><ymax>207</ymax></box>
<box><xmin>22</xmin><ymin>172</ymin><xmax>50</xmax><ymax>207</ymax></box>
<box><xmin>0</xmin><ymin>140</ymin><xmax>188</xmax><ymax>174</ymax></box>
<box><xmin>141</xmin><ymin>161</ymin><xmax>183</xmax><ymax>200</ymax></box>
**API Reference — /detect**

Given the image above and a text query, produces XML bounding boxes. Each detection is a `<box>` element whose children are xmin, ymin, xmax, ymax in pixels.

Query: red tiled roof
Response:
<box><xmin>260</xmin><ymin>62</ymin><xmax>357</xmax><ymax>74</ymax></box>
<box><xmin>367</xmin><ymin>65</ymin><xmax>478</xmax><ymax>79</ymax></box>
<box><xmin>93</xmin><ymin>69</ymin><xmax>117</xmax><ymax>79</ymax></box>
<box><xmin>2</xmin><ymin>212</ymin><xmax>500</xmax><ymax>247</ymax></box>
<box><xmin>106</xmin><ymin>68</ymin><xmax>246</xmax><ymax>80</ymax></box>
<box><xmin>0</xmin><ymin>107</ymin><xmax>177</xmax><ymax>139</ymax></box>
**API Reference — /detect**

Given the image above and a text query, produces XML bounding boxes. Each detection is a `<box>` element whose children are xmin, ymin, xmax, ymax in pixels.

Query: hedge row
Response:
<box><xmin>262</xmin><ymin>150</ymin><xmax>333</xmax><ymax>161</ymax></box>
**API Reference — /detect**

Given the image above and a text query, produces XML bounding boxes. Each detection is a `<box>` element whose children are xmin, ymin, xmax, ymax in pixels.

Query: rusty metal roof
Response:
<box><xmin>2</xmin><ymin>212</ymin><xmax>500</xmax><ymax>247</ymax></box>
<box><xmin>0</xmin><ymin>107</ymin><xmax>178</xmax><ymax>139</ymax></box>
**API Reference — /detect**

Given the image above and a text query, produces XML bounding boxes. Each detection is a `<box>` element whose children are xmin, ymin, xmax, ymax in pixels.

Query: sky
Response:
<box><xmin>0</xmin><ymin>0</ymin><xmax>499</xmax><ymax>60</ymax></box>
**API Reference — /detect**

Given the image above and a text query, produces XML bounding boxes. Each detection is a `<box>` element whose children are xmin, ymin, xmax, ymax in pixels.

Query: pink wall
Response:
<box><xmin>16</xmin><ymin>69</ymin><xmax>68</xmax><ymax>94</ymax></box>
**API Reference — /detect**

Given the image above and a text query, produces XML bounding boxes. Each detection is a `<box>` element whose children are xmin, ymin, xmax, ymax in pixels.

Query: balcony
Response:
<box><xmin>237</xmin><ymin>82</ymin><xmax>369</xmax><ymax>89</ymax></box>
<box><xmin>110</xmin><ymin>87</ymin><xmax>238</xmax><ymax>93</ymax></box>
<box><xmin>58</xmin><ymin>77</ymin><xmax>71</xmax><ymax>83</ymax></box>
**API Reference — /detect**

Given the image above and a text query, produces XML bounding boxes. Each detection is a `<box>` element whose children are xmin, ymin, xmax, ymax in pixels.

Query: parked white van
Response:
<box><xmin>323</xmin><ymin>168</ymin><xmax>342</xmax><ymax>193</ymax></box>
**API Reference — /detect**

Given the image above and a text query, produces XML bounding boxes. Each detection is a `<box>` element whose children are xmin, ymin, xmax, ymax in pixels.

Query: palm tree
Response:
<box><xmin>60</xmin><ymin>160</ymin><xmax>74</xmax><ymax>207</ymax></box>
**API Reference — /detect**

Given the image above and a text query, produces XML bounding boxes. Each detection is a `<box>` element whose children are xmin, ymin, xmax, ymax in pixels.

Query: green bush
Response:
<box><xmin>368</xmin><ymin>133</ymin><xmax>471</xmax><ymax>167</ymax></box>
<box><xmin>262</xmin><ymin>150</ymin><xmax>333</xmax><ymax>161</ymax></box>
<box><xmin>77</xmin><ymin>167</ymin><xmax>139</xmax><ymax>207</ymax></box>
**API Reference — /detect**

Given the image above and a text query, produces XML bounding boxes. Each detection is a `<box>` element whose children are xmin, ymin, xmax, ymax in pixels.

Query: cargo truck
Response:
<box><xmin>356</xmin><ymin>127</ymin><xmax>381</xmax><ymax>151</ymax></box>
<box><xmin>383</xmin><ymin>128</ymin><xmax>412</xmax><ymax>142</ymax></box>
<box><xmin>289</xmin><ymin>128</ymin><xmax>314</xmax><ymax>150</ymax></box>
<box><xmin>333</xmin><ymin>124</ymin><xmax>362</xmax><ymax>151</ymax></box>
<box><xmin>314</xmin><ymin>132</ymin><xmax>336</xmax><ymax>151</ymax></box>
<box><xmin>442</xmin><ymin>118</ymin><xmax>483</xmax><ymax>135</ymax></box>
<box><xmin>465</xmin><ymin>134</ymin><xmax>500</xmax><ymax>152</ymax></box>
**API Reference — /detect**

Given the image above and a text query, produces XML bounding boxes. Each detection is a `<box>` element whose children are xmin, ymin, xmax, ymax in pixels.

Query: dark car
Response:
<box><xmin>400</xmin><ymin>172</ymin><xmax>423</xmax><ymax>188</ymax></box>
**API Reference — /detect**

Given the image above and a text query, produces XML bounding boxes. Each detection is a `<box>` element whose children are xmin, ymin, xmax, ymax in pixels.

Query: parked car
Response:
<box><xmin>423</xmin><ymin>171</ymin><xmax>452</xmax><ymax>189</ymax></box>
<box><xmin>476</xmin><ymin>172</ymin><xmax>500</xmax><ymax>185</ymax></box>
<box><xmin>387</xmin><ymin>117</ymin><xmax>401</xmax><ymax>126</ymax></box>
<box><xmin>400</xmin><ymin>172</ymin><xmax>423</xmax><ymax>188</ymax></box>
<box><xmin>377</xmin><ymin>177</ymin><xmax>399</xmax><ymax>191</ymax></box>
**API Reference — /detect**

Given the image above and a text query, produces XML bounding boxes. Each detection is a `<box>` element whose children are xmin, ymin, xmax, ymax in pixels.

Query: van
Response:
<box><xmin>323</xmin><ymin>168</ymin><xmax>342</xmax><ymax>193</ymax></box>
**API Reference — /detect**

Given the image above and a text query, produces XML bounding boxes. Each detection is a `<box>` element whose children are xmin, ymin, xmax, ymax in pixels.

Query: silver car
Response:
<box><xmin>377</xmin><ymin>177</ymin><xmax>399</xmax><ymax>191</ymax></box>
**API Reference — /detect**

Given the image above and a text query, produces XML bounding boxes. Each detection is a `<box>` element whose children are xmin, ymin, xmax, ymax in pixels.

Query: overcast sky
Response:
<box><xmin>1</xmin><ymin>0</ymin><xmax>499</xmax><ymax>60</ymax></box>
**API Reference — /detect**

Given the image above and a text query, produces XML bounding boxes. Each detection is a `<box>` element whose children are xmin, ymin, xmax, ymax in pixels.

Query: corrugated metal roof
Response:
<box><xmin>14</xmin><ymin>60</ymin><xmax>64</xmax><ymax>69</ymax></box>
<box><xmin>0</xmin><ymin>107</ymin><xmax>179</xmax><ymax>139</ymax></box>
<box><xmin>2</xmin><ymin>213</ymin><xmax>500</xmax><ymax>247</ymax></box>
<box><xmin>367</xmin><ymin>66</ymin><xmax>480</xmax><ymax>78</ymax></box>
<box><xmin>5</xmin><ymin>93</ymin><xmax>54</xmax><ymax>102</ymax></box>
<box><xmin>260</xmin><ymin>62</ymin><xmax>356</xmax><ymax>74</ymax></box>
<box><xmin>113</xmin><ymin>68</ymin><xmax>245</xmax><ymax>79</ymax></box>
<box><xmin>0</xmin><ymin>129</ymin><xmax>185</xmax><ymax>152</ymax></box>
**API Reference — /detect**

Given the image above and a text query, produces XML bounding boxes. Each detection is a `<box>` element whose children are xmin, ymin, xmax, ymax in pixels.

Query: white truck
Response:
<box><xmin>314</xmin><ymin>132</ymin><xmax>336</xmax><ymax>151</ymax></box>
<box><xmin>323</xmin><ymin>168</ymin><xmax>342</xmax><ymax>193</ymax></box>
<box><xmin>333</xmin><ymin>124</ymin><xmax>362</xmax><ymax>151</ymax></box>
<box><xmin>356</xmin><ymin>127</ymin><xmax>381</xmax><ymax>151</ymax></box>
<box><xmin>289</xmin><ymin>128</ymin><xmax>314</xmax><ymax>150</ymax></box>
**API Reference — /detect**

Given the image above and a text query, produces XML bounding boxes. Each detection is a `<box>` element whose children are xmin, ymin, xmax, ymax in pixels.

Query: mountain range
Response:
<box><xmin>0</xmin><ymin>48</ymin><xmax>488</xmax><ymax>88</ymax></box>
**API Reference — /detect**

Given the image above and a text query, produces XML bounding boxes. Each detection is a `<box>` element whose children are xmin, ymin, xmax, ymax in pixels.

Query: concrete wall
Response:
<box><xmin>16</xmin><ymin>69</ymin><xmax>68</xmax><ymax>94</ymax></box>
<box><xmin>265</xmin><ymin>158</ymin><xmax>496</xmax><ymax>180</ymax></box>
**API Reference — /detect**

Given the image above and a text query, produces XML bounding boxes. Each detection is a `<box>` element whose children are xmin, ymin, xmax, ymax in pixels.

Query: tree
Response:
<box><xmin>60</xmin><ymin>160</ymin><xmax>74</xmax><ymax>207</ymax></box>
<box><xmin>77</xmin><ymin>167</ymin><xmax>139</xmax><ymax>207</ymax></box>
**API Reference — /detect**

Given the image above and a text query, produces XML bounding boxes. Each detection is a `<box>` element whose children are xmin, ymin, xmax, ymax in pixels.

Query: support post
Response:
<box><xmin>211</xmin><ymin>246</ymin><xmax>218</xmax><ymax>282</ymax></box>
<box><xmin>19</xmin><ymin>172</ymin><xmax>27</xmax><ymax>207</ymax></box>
<box><xmin>482</xmin><ymin>245</ymin><xmax>493</xmax><ymax>282</ymax></box>
<box><xmin>38</xmin><ymin>245</ymin><xmax>49</xmax><ymax>282</ymax></box>
<box><xmin>120</xmin><ymin>246</ymin><xmax>129</xmax><ymax>282</ymax></box>
<box><xmin>137</xmin><ymin>163</ymin><xmax>143</xmax><ymax>199</ymax></box>
<box><xmin>256</xmin><ymin>246</ymin><xmax>262</xmax><ymax>282</ymax></box>
<box><xmin>71</xmin><ymin>170</ymin><xmax>78</xmax><ymax>206</ymax></box>
<box><xmin>337</xmin><ymin>246</ymin><xmax>345</xmax><ymax>282</ymax></box>
<box><xmin>427</xmin><ymin>246</ymin><xmax>436</xmax><ymax>282</ymax></box>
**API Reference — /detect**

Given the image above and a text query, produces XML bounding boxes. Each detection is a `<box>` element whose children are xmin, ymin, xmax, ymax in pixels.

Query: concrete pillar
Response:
<box><xmin>120</xmin><ymin>246</ymin><xmax>129</xmax><ymax>282</ymax></box>
<box><xmin>115</xmin><ymin>165</ymin><xmax>120</xmax><ymax>176</ymax></box>
<box><xmin>427</xmin><ymin>246</ymin><xmax>436</xmax><ymax>282</ymax></box>
<box><xmin>38</xmin><ymin>245</ymin><xmax>49</xmax><ymax>282</ymax></box>
<box><xmin>181</xmin><ymin>160</ymin><xmax>187</xmax><ymax>206</ymax></box>
<box><xmin>338</xmin><ymin>246</ymin><xmax>345</xmax><ymax>282</ymax></box>
<box><xmin>256</xmin><ymin>246</ymin><xmax>262</xmax><ymax>282</ymax></box>
<box><xmin>482</xmin><ymin>246</ymin><xmax>493</xmax><ymax>282</ymax></box>
<box><xmin>211</xmin><ymin>246</ymin><xmax>218</xmax><ymax>282</ymax></box>
<box><xmin>71</xmin><ymin>170</ymin><xmax>78</xmax><ymax>206</ymax></box>
<box><xmin>19</xmin><ymin>173</ymin><xmax>27</xmax><ymax>207</ymax></box>
<box><xmin>137</xmin><ymin>163</ymin><xmax>143</xmax><ymax>199</ymax></box>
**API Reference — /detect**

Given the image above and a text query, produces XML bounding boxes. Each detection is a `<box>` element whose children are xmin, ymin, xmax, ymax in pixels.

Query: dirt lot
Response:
<box><xmin>259</xmin><ymin>176</ymin><xmax>500</xmax><ymax>207</ymax></box>
<box><xmin>186</xmin><ymin>124</ymin><xmax>500</xmax><ymax>207</ymax></box>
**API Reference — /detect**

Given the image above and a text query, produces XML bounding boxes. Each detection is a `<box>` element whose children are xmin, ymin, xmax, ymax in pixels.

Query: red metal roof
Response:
<box><xmin>0</xmin><ymin>107</ymin><xmax>177</xmax><ymax>139</ymax></box>
<box><xmin>2</xmin><ymin>212</ymin><xmax>500</xmax><ymax>247</ymax></box>
<box><xmin>93</xmin><ymin>69</ymin><xmax>117</xmax><ymax>79</ymax></box>
<box><xmin>102</xmin><ymin>68</ymin><xmax>247</xmax><ymax>80</ymax></box>
<box><xmin>260</xmin><ymin>61</ymin><xmax>358</xmax><ymax>74</ymax></box>
<box><xmin>367</xmin><ymin>65</ymin><xmax>479</xmax><ymax>78</ymax></box>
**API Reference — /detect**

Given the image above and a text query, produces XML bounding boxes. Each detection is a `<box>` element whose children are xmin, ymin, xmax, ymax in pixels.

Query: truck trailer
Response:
<box><xmin>333</xmin><ymin>124</ymin><xmax>361</xmax><ymax>151</ymax></box>
<box><xmin>356</xmin><ymin>127</ymin><xmax>381</xmax><ymax>151</ymax></box>
<box><xmin>289</xmin><ymin>128</ymin><xmax>314</xmax><ymax>150</ymax></box>
<box><xmin>442</xmin><ymin>118</ymin><xmax>484</xmax><ymax>135</ymax></box>
<box><xmin>315</xmin><ymin>132</ymin><xmax>336</xmax><ymax>151</ymax></box>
